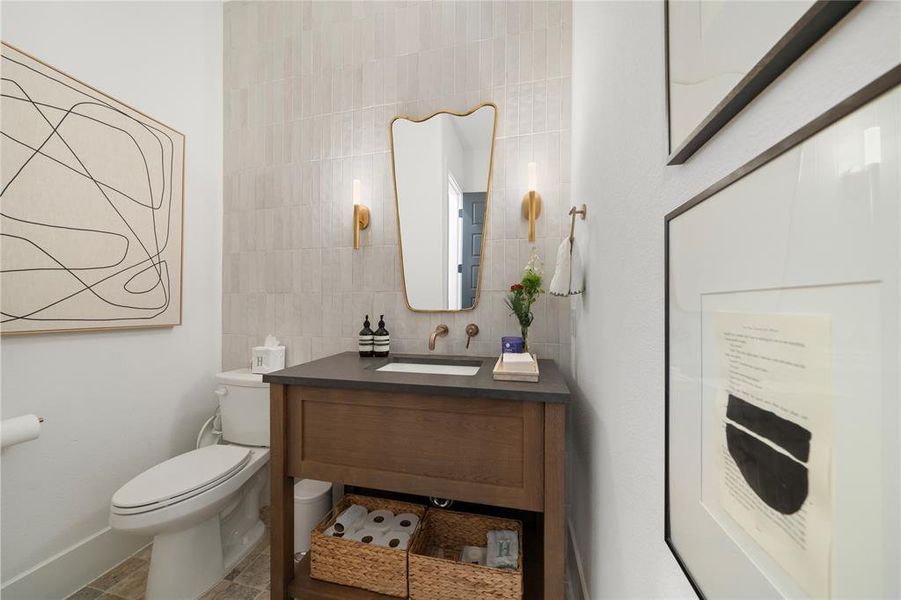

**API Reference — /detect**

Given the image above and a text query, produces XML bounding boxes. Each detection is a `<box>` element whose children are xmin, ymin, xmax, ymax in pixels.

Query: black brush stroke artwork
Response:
<box><xmin>725</xmin><ymin>394</ymin><xmax>811</xmax><ymax>515</ymax></box>
<box><xmin>0</xmin><ymin>50</ymin><xmax>176</xmax><ymax>326</ymax></box>
<box><xmin>727</xmin><ymin>395</ymin><xmax>811</xmax><ymax>462</ymax></box>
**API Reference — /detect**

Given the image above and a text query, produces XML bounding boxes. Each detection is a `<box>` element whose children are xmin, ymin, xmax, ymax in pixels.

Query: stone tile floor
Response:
<box><xmin>67</xmin><ymin>509</ymin><xmax>271</xmax><ymax>600</ymax></box>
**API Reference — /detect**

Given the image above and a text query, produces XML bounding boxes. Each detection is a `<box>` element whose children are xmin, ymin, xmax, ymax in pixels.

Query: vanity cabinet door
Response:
<box><xmin>286</xmin><ymin>386</ymin><xmax>545</xmax><ymax>511</ymax></box>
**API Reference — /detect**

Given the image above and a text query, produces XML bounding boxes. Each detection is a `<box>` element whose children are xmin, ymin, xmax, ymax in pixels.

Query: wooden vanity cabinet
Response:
<box><xmin>267</xmin><ymin>358</ymin><xmax>567</xmax><ymax>600</ymax></box>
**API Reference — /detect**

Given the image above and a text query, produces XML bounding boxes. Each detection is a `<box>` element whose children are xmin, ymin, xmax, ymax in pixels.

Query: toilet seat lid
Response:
<box><xmin>112</xmin><ymin>445</ymin><xmax>251</xmax><ymax>509</ymax></box>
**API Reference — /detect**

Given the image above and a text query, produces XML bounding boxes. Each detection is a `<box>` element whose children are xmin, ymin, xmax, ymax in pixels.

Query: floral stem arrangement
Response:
<box><xmin>504</xmin><ymin>249</ymin><xmax>544</xmax><ymax>353</ymax></box>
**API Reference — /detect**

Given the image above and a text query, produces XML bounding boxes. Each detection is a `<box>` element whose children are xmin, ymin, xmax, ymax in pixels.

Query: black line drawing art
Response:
<box><xmin>725</xmin><ymin>394</ymin><xmax>811</xmax><ymax>515</ymax></box>
<box><xmin>0</xmin><ymin>43</ymin><xmax>184</xmax><ymax>334</ymax></box>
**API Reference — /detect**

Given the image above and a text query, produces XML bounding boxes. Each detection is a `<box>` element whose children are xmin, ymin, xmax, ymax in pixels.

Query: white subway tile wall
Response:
<box><xmin>223</xmin><ymin>0</ymin><xmax>572</xmax><ymax>370</ymax></box>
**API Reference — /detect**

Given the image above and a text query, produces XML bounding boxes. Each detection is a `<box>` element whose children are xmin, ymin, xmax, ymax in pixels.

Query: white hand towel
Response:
<box><xmin>570</xmin><ymin>241</ymin><xmax>584</xmax><ymax>295</ymax></box>
<box><xmin>549</xmin><ymin>238</ymin><xmax>584</xmax><ymax>297</ymax></box>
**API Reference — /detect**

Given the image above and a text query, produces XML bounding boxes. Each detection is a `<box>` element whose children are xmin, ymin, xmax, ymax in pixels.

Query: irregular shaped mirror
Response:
<box><xmin>391</xmin><ymin>103</ymin><xmax>497</xmax><ymax>311</ymax></box>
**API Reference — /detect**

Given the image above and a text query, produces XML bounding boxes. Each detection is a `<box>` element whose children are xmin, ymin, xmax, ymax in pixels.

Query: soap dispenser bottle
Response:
<box><xmin>358</xmin><ymin>315</ymin><xmax>374</xmax><ymax>357</ymax></box>
<box><xmin>373</xmin><ymin>315</ymin><xmax>390</xmax><ymax>357</ymax></box>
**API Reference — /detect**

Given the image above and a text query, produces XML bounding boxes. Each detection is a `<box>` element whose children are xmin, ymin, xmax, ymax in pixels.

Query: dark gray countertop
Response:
<box><xmin>262</xmin><ymin>351</ymin><xmax>571</xmax><ymax>404</ymax></box>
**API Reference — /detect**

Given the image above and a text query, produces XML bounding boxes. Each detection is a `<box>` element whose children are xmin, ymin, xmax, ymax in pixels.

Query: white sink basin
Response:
<box><xmin>376</xmin><ymin>361</ymin><xmax>481</xmax><ymax>376</ymax></box>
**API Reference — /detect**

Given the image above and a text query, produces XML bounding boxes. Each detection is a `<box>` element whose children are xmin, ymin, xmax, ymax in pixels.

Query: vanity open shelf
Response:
<box><xmin>264</xmin><ymin>352</ymin><xmax>570</xmax><ymax>600</ymax></box>
<box><xmin>291</xmin><ymin>553</ymin><xmax>396</xmax><ymax>600</ymax></box>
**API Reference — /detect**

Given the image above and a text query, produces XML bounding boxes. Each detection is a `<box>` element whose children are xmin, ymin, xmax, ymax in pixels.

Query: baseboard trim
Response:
<box><xmin>1</xmin><ymin>526</ymin><xmax>149</xmax><ymax>599</ymax></box>
<box><xmin>566</xmin><ymin>518</ymin><xmax>590</xmax><ymax>600</ymax></box>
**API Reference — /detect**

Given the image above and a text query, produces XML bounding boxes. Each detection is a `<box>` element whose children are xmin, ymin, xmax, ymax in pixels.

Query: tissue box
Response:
<box><xmin>251</xmin><ymin>345</ymin><xmax>285</xmax><ymax>374</ymax></box>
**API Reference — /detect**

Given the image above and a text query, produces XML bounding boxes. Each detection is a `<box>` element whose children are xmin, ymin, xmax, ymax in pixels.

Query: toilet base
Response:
<box><xmin>143</xmin><ymin>464</ymin><xmax>269</xmax><ymax>600</ymax></box>
<box><xmin>109</xmin><ymin>447</ymin><xmax>270</xmax><ymax>600</ymax></box>
<box><xmin>146</xmin><ymin>516</ymin><xmax>223</xmax><ymax>600</ymax></box>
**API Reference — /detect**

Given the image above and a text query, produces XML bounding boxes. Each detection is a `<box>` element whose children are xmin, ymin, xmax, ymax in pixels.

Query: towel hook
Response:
<box><xmin>568</xmin><ymin>204</ymin><xmax>587</xmax><ymax>243</ymax></box>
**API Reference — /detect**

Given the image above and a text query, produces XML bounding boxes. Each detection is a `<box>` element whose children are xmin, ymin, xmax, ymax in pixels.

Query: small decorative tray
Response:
<box><xmin>492</xmin><ymin>354</ymin><xmax>539</xmax><ymax>383</ymax></box>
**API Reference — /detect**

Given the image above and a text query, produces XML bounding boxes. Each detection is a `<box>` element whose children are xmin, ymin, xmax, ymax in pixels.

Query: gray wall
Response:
<box><xmin>568</xmin><ymin>1</ymin><xmax>900</xmax><ymax>598</ymax></box>
<box><xmin>222</xmin><ymin>1</ymin><xmax>573</xmax><ymax>369</ymax></box>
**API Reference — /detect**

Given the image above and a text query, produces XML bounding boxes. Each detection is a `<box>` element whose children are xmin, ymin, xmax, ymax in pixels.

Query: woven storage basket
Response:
<box><xmin>409</xmin><ymin>508</ymin><xmax>523</xmax><ymax>600</ymax></box>
<box><xmin>310</xmin><ymin>494</ymin><xmax>426</xmax><ymax>597</ymax></box>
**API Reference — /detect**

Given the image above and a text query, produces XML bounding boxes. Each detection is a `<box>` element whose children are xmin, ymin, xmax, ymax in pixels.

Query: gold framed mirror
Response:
<box><xmin>390</xmin><ymin>103</ymin><xmax>498</xmax><ymax>312</ymax></box>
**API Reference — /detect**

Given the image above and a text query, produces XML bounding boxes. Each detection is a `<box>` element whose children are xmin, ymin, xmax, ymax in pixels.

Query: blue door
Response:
<box><xmin>461</xmin><ymin>192</ymin><xmax>485</xmax><ymax>308</ymax></box>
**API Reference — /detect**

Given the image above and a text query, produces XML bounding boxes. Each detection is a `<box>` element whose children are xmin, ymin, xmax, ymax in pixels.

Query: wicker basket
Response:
<box><xmin>409</xmin><ymin>508</ymin><xmax>523</xmax><ymax>600</ymax></box>
<box><xmin>310</xmin><ymin>494</ymin><xmax>426</xmax><ymax>597</ymax></box>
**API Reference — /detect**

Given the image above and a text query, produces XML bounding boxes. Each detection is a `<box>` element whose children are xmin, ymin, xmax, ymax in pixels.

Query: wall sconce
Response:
<box><xmin>521</xmin><ymin>162</ymin><xmax>541</xmax><ymax>242</ymax></box>
<box><xmin>352</xmin><ymin>179</ymin><xmax>370</xmax><ymax>250</ymax></box>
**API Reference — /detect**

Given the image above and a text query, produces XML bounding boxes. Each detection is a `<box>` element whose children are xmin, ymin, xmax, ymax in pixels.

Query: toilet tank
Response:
<box><xmin>215</xmin><ymin>369</ymin><xmax>270</xmax><ymax>446</ymax></box>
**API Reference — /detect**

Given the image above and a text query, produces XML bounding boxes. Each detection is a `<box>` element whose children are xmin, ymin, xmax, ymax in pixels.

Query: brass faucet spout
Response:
<box><xmin>429</xmin><ymin>324</ymin><xmax>449</xmax><ymax>351</ymax></box>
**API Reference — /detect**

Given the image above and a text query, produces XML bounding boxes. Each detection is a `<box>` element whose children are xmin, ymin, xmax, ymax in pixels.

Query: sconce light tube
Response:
<box><xmin>522</xmin><ymin>162</ymin><xmax>541</xmax><ymax>242</ymax></box>
<box><xmin>352</xmin><ymin>179</ymin><xmax>370</xmax><ymax>249</ymax></box>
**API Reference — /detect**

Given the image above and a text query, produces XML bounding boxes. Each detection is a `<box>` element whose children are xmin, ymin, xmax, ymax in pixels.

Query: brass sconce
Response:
<box><xmin>521</xmin><ymin>162</ymin><xmax>541</xmax><ymax>242</ymax></box>
<box><xmin>352</xmin><ymin>179</ymin><xmax>370</xmax><ymax>250</ymax></box>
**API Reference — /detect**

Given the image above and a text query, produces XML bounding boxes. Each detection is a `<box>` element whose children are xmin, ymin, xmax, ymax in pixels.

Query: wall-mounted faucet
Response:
<box><xmin>465</xmin><ymin>323</ymin><xmax>479</xmax><ymax>349</ymax></box>
<box><xmin>428</xmin><ymin>324</ymin><xmax>449</xmax><ymax>351</ymax></box>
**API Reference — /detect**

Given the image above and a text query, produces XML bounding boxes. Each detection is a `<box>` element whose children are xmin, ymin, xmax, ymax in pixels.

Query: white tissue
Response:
<box><xmin>323</xmin><ymin>526</ymin><xmax>346</xmax><ymax>538</ymax></box>
<box><xmin>1</xmin><ymin>415</ymin><xmax>41</xmax><ymax>449</ymax></box>
<box><xmin>502</xmin><ymin>352</ymin><xmax>533</xmax><ymax>363</ymax></box>
<box><xmin>365</xmin><ymin>509</ymin><xmax>395</xmax><ymax>532</ymax></box>
<box><xmin>251</xmin><ymin>333</ymin><xmax>286</xmax><ymax>374</ymax></box>
<box><xmin>380</xmin><ymin>532</ymin><xmax>411</xmax><ymax>550</ymax></box>
<box><xmin>348</xmin><ymin>528</ymin><xmax>385</xmax><ymax>545</ymax></box>
<box><xmin>501</xmin><ymin>353</ymin><xmax>536</xmax><ymax>374</ymax></box>
<box><xmin>391</xmin><ymin>513</ymin><xmax>420</xmax><ymax>535</ymax></box>
<box><xmin>333</xmin><ymin>504</ymin><xmax>368</xmax><ymax>534</ymax></box>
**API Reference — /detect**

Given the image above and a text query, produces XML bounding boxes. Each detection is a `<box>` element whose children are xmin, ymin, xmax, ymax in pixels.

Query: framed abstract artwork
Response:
<box><xmin>665</xmin><ymin>0</ymin><xmax>858</xmax><ymax>164</ymax></box>
<box><xmin>1</xmin><ymin>43</ymin><xmax>184</xmax><ymax>335</ymax></box>
<box><xmin>665</xmin><ymin>65</ymin><xmax>901</xmax><ymax>598</ymax></box>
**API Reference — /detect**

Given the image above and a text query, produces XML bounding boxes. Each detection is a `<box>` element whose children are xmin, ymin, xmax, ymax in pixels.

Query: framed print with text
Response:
<box><xmin>665</xmin><ymin>65</ymin><xmax>901</xmax><ymax>598</ymax></box>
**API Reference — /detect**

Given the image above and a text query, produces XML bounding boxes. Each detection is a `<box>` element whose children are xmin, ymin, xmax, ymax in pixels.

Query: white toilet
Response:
<box><xmin>109</xmin><ymin>369</ymin><xmax>271</xmax><ymax>600</ymax></box>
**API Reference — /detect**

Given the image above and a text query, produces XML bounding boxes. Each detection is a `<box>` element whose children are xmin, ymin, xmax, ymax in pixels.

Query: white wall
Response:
<box><xmin>568</xmin><ymin>1</ymin><xmax>900</xmax><ymax>598</ymax></box>
<box><xmin>0</xmin><ymin>2</ymin><xmax>223</xmax><ymax>597</ymax></box>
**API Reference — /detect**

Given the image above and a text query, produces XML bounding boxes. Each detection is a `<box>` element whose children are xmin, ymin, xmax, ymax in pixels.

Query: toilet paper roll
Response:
<box><xmin>1</xmin><ymin>414</ymin><xmax>41</xmax><ymax>450</ymax></box>
<box><xmin>323</xmin><ymin>526</ymin><xmax>347</xmax><ymax>539</ymax></box>
<box><xmin>380</xmin><ymin>532</ymin><xmax>411</xmax><ymax>550</ymax></box>
<box><xmin>348</xmin><ymin>528</ymin><xmax>384</xmax><ymax>546</ymax></box>
<box><xmin>365</xmin><ymin>509</ymin><xmax>395</xmax><ymax>532</ymax></box>
<box><xmin>390</xmin><ymin>513</ymin><xmax>420</xmax><ymax>535</ymax></box>
<box><xmin>333</xmin><ymin>504</ymin><xmax>368</xmax><ymax>534</ymax></box>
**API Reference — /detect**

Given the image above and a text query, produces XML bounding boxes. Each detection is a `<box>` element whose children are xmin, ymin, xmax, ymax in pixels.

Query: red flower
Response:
<box><xmin>510</xmin><ymin>283</ymin><xmax>524</xmax><ymax>292</ymax></box>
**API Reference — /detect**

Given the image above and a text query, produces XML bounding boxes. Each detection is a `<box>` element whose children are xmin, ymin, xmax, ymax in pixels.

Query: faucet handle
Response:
<box><xmin>465</xmin><ymin>323</ymin><xmax>479</xmax><ymax>349</ymax></box>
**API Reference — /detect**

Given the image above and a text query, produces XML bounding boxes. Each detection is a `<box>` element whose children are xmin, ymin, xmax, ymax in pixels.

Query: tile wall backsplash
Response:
<box><xmin>223</xmin><ymin>0</ymin><xmax>572</xmax><ymax>370</ymax></box>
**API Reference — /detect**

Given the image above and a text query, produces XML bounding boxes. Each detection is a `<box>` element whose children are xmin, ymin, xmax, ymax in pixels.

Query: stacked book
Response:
<box><xmin>492</xmin><ymin>352</ymin><xmax>539</xmax><ymax>382</ymax></box>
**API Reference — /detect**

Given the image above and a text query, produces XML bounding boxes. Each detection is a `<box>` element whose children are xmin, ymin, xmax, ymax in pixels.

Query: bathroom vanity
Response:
<box><xmin>264</xmin><ymin>351</ymin><xmax>570</xmax><ymax>600</ymax></box>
